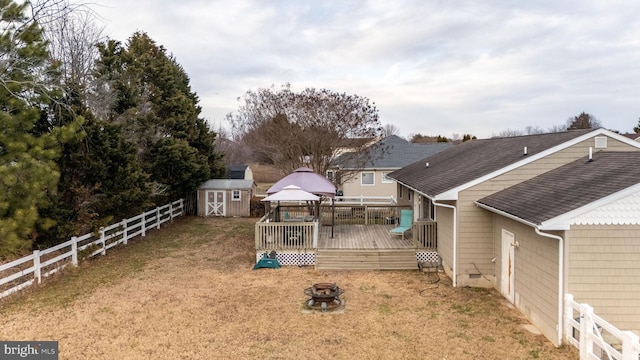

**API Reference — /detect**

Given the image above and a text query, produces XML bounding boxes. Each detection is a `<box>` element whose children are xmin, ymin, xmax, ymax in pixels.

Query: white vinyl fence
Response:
<box><xmin>565</xmin><ymin>294</ymin><xmax>640</xmax><ymax>360</ymax></box>
<box><xmin>0</xmin><ymin>199</ymin><xmax>184</xmax><ymax>299</ymax></box>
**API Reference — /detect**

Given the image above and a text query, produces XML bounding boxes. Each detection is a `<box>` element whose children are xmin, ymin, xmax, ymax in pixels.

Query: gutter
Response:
<box><xmin>475</xmin><ymin>201</ymin><xmax>565</xmax><ymax>346</ymax></box>
<box><xmin>392</xmin><ymin>179</ymin><xmax>459</xmax><ymax>288</ymax></box>
<box><xmin>534</xmin><ymin>228</ymin><xmax>565</xmax><ymax>347</ymax></box>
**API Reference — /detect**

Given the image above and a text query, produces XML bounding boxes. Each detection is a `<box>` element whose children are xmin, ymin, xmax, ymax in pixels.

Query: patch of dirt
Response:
<box><xmin>0</xmin><ymin>217</ymin><xmax>578</xmax><ymax>359</ymax></box>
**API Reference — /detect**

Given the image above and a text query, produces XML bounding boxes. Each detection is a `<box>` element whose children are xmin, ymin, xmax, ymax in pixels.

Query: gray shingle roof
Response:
<box><xmin>389</xmin><ymin>129</ymin><xmax>594</xmax><ymax>197</ymax></box>
<box><xmin>477</xmin><ymin>151</ymin><xmax>640</xmax><ymax>225</ymax></box>
<box><xmin>333</xmin><ymin>135</ymin><xmax>452</xmax><ymax>169</ymax></box>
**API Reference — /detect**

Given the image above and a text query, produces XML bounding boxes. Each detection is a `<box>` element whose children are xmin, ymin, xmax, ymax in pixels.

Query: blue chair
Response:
<box><xmin>390</xmin><ymin>209</ymin><xmax>413</xmax><ymax>240</ymax></box>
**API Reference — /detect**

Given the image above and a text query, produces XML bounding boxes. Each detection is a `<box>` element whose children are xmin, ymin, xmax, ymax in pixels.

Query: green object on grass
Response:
<box><xmin>253</xmin><ymin>252</ymin><xmax>281</xmax><ymax>270</ymax></box>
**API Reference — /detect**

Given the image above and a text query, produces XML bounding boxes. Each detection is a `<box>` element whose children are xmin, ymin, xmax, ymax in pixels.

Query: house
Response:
<box><xmin>389</xmin><ymin>128</ymin><xmax>640</xmax><ymax>346</ymax></box>
<box><xmin>197</xmin><ymin>179</ymin><xmax>256</xmax><ymax>217</ymax></box>
<box><xmin>227</xmin><ymin>165</ymin><xmax>253</xmax><ymax>180</ymax></box>
<box><xmin>330</xmin><ymin>135</ymin><xmax>451</xmax><ymax>198</ymax></box>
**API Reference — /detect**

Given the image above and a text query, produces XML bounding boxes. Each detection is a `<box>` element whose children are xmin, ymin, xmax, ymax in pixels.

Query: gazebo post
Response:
<box><xmin>331</xmin><ymin>198</ymin><xmax>335</xmax><ymax>238</ymax></box>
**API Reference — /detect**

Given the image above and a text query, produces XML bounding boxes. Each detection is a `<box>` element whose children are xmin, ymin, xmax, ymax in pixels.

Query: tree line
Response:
<box><xmin>0</xmin><ymin>1</ymin><xmax>224</xmax><ymax>259</ymax></box>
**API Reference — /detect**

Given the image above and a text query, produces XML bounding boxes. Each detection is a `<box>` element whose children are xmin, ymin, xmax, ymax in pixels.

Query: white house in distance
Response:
<box><xmin>329</xmin><ymin>135</ymin><xmax>451</xmax><ymax>199</ymax></box>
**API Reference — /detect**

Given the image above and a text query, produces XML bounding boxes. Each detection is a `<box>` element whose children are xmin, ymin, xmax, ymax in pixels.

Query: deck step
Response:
<box><xmin>315</xmin><ymin>249</ymin><xmax>418</xmax><ymax>270</ymax></box>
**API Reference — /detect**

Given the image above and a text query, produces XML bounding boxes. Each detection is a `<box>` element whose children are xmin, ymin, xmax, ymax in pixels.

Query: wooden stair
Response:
<box><xmin>315</xmin><ymin>249</ymin><xmax>418</xmax><ymax>270</ymax></box>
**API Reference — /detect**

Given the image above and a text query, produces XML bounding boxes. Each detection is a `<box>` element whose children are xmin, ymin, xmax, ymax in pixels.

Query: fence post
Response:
<box><xmin>71</xmin><ymin>237</ymin><xmax>78</xmax><ymax>266</ymax></box>
<box><xmin>364</xmin><ymin>205</ymin><xmax>369</xmax><ymax>225</ymax></box>
<box><xmin>564</xmin><ymin>294</ymin><xmax>573</xmax><ymax>344</ymax></box>
<box><xmin>100</xmin><ymin>228</ymin><xmax>106</xmax><ymax>255</ymax></box>
<box><xmin>122</xmin><ymin>219</ymin><xmax>128</xmax><ymax>245</ymax></box>
<box><xmin>579</xmin><ymin>303</ymin><xmax>594</xmax><ymax>358</ymax></box>
<box><xmin>33</xmin><ymin>250</ymin><xmax>41</xmax><ymax>284</ymax></box>
<box><xmin>142</xmin><ymin>212</ymin><xmax>146</xmax><ymax>237</ymax></box>
<box><xmin>169</xmin><ymin>202</ymin><xmax>174</xmax><ymax>222</ymax></box>
<box><xmin>622</xmin><ymin>331</ymin><xmax>640</xmax><ymax>360</ymax></box>
<box><xmin>156</xmin><ymin>207</ymin><xmax>161</xmax><ymax>229</ymax></box>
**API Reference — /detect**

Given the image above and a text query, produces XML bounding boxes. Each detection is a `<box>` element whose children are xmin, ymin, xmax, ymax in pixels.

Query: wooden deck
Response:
<box><xmin>318</xmin><ymin>224</ymin><xmax>413</xmax><ymax>249</ymax></box>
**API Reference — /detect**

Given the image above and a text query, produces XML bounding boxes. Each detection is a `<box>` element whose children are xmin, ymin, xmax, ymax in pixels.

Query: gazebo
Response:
<box><xmin>267</xmin><ymin>167</ymin><xmax>336</xmax><ymax>197</ymax></box>
<box><xmin>267</xmin><ymin>167</ymin><xmax>337</xmax><ymax>236</ymax></box>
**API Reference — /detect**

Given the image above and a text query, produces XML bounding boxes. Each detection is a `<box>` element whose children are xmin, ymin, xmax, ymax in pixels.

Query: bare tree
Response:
<box><xmin>228</xmin><ymin>84</ymin><xmax>382</xmax><ymax>178</ymax></box>
<box><xmin>381</xmin><ymin>123</ymin><xmax>400</xmax><ymax>137</ymax></box>
<box><xmin>493</xmin><ymin>128</ymin><xmax>524</xmax><ymax>138</ymax></box>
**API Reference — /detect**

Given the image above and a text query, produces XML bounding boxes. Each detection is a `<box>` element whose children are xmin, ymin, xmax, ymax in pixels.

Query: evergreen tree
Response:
<box><xmin>95</xmin><ymin>32</ymin><xmax>224</xmax><ymax>202</ymax></box>
<box><xmin>0</xmin><ymin>0</ymin><xmax>81</xmax><ymax>258</ymax></box>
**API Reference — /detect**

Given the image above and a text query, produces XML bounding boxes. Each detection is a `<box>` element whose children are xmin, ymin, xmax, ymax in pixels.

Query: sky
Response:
<box><xmin>91</xmin><ymin>0</ymin><xmax>640</xmax><ymax>139</ymax></box>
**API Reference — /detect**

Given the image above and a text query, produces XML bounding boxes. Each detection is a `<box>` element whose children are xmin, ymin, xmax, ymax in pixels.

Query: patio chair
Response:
<box><xmin>390</xmin><ymin>209</ymin><xmax>413</xmax><ymax>240</ymax></box>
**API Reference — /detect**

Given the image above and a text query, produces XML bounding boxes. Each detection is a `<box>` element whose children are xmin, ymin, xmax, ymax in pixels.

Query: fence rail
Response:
<box><xmin>0</xmin><ymin>199</ymin><xmax>184</xmax><ymax>299</ymax></box>
<box><xmin>565</xmin><ymin>294</ymin><xmax>640</xmax><ymax>360</ymax></box>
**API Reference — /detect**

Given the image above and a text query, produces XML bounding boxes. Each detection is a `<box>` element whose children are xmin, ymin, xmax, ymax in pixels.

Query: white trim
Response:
<box><xmin>231</xmin><ymin>189</ymin><xmax>241</xmax><ymax>202</ymax></box>
<box><xmin>381</xmin><ymin>171</ymin><xmax>394</xmax><ymax>184</ymax></box>
<box><xmin>594</xmin><ymin>136</ymin><xmax>607</xmax><ymax>148</ymax></box>
<box><xmin>434</xmin><ymin>129</ymin><xmax>640</xmax><ymax>201</ymax></box>
<box><xmin>540</xmin><ymin>183</ymin><xmax>640</xmax><ymax>230</ymax></box>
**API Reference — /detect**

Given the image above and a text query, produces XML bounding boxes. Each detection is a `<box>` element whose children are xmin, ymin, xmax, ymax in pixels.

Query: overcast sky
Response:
<box><xmin>91</xmin><ymin>0</ymin><xmax>640</xmax><ymax>139</ymax></box>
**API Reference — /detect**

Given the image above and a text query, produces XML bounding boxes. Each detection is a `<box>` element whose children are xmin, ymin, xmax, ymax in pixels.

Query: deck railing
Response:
<box><xmin>412</xmin><ymin>219</ymin><xmax>437</xmax><ymax>249</ymax></box>
<box><xmin>255</xmin><ymin>215</ymin><xmax>318</xmax><ymax>251</ymax></box>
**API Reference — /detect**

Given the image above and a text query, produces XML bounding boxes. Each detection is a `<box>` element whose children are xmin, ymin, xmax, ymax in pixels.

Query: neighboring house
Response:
<box><xmin>227</xmin><ymin>164</ymin><xmax>253</xmax><ymax>180</ymax></box>
<box><xmin>621</xmin><ymin>133</ymin><xmax>640</xmax><ymax>141</ymax></box>
<box><xmin>330</xmin><ymin>135</ymin><xmax>451</xmax><ymax>198</ymax></box>
<box><xmin>389</xmin><ymin>128</ymin><xmax>640</xmax><ymax>346</ymax></box>
<box><xmin>197</xmin><ymin>179</ymin><xmax>256</xmax><ymax>217</ymax></box>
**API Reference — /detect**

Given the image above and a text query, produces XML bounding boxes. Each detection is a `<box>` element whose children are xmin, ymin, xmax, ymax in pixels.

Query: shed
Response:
<box><xmin>197</xmin><ymin>179</ymin><xmax>256</xmax><ymax>217</ymax></box>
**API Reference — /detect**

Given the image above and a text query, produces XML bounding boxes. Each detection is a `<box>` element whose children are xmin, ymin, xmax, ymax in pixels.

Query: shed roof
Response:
<box><xmin>389</xmin><ymin>129</ymin><xmax>599</xmax><ymax>198</ymax></box>
<box><xmin>199</xmin><ymin>179</ymin><xmax>254</xmax><ymax>190</ymax></box>
<box><xmin>476</xmin><ymin>151</ymin><xmax>640</xmax><ymax>227</ymax></box>
<box><xmin>333</xmin><ymin>135</ymin><xmax>452</xmax><ymax>169</ymax></box>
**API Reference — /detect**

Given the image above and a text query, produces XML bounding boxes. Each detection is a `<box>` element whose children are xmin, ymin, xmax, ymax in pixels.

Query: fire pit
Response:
<box><xmin>304</xmin><ymin>283</ymin><xmax>344</xmax><ymax>311</ymax></box>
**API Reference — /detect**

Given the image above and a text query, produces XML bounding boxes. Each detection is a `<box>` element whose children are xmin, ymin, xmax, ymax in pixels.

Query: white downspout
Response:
<box><xmin>534</xmin><ymin>228</ymin><xmax>564</xmax><ymax>346</ymax></box>
<box><xmin>434</xmin><ymin>201</ymin><xmax>457</xmax><ymax>287</ymax></box>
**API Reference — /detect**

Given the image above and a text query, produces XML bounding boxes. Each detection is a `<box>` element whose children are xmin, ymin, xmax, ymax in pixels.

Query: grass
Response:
<box><xmin>0</xmin><ymin>217</ymin><xmax>578</xmax><ymax>360</ymax></box>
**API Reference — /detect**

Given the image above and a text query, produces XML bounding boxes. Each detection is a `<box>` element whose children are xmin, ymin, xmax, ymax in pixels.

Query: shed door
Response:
<box><xmin>501</xmin><ymin>229</ymin><xmax>515</xmax><ymax>303</ymax></box>
<box><xmin>206</xmin><ymin>190</ymin><xmax>226</xmax><ymax>216</ymax></box>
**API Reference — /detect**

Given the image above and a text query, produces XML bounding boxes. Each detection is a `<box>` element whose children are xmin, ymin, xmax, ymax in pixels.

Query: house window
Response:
<box><xmin>361</xmin><ymin>172</ymin><xmax>375</xmax><ymax>186</ymax></box>
<box><xmin>422</xmin><ymin>196</ymin><xmax>435</xmax><ymax>220</ymax></box>
<box><xmin>399</xmin><ymin>185</ymin><xmax>404</xmax><ymax>199</ymax></box>
<box><xmin>408</xmin><ymin>189</ymin><xmax>413</xmax><ymax>201</ymax></box>
<box><xmin>232</xmin><ymin>190</ymin><xmax>241</xmax><ymax>201</ymax></box>
<box><xmin>595</xmin><ymin>136</ymin><xmax>607</xmax><ymax>149</ymax></box>
<box><xmin>326</xmin><ymin>170</ymin><xmax>334</xmax><ymax>182</ymax></box>
<box><xmin>381</xmin><ymin>172</ymin><xmax>393</xmax><ymax>184</ymax></box>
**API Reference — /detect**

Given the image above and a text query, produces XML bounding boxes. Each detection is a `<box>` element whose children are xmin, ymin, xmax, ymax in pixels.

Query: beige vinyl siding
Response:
<box><xmin>493</xmin><ymin>216</ymin><xmax>561</xmax><ymax>345</ymax></box>
<box><xmin>568</xmin><ymin>225</ymin><xmax>640</xmax><ymax>332</ymax></box>
<box><xmin>340</xmin><ymin>169</ymin><xmax>399</xmax><ymax>198</ymax></box>
<box><xmin>225</xmin><ymin>189</ymin><xmax>251</xmax><ymax>216</ymax></box>
<box><xmin>456</xmin><ymin>190</ymin><xmax>496</xmax><ymax>286</ymax></box>
<box><xmin>452</xmin><ymin>134</ymin><xmax>640</xmax><ymax>287</ymax></box>
<box><xmin>197</xmin><ymin>188</ymin><xmax>252</xmax><ymax>217</ymax></box>
<box><xmin>434</xmin><ymin>202</ymin><xmax>454</xmax><ymax>275</ymax></box>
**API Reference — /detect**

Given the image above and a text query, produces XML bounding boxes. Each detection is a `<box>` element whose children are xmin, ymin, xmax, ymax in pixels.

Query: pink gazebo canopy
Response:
<box><xmin>267</xmin><ymin>167</ymin><xmax>336</xmax><ymax>198</ymax></box>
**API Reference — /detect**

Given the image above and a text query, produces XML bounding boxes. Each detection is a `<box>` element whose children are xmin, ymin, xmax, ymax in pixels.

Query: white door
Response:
<box><xmin>501</xmin><ymin>229</ymin><xmax>515</xmax><ymax>302</ymax></box>
<box><xmin>206</xmin><ymin>190</ymin><xmax>225</xmax><ymax>216</ymax></box>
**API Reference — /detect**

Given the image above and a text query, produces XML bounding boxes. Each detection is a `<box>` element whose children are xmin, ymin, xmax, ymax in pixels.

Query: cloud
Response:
<box><xmin>92</xmin><ymin>0</ymin><xmax>640</xmax><ymax>137</ymax></box>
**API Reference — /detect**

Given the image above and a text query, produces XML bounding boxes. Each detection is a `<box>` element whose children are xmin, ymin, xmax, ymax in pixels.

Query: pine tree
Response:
<box><xmin>0</xmin><ymin>0</ymin><xmax>81</xmax><ymax>258</ymax></box>
<box><xmin>95</xmin><ymin>32</ymin><xmax>224</xmax><ymax>202</ymax></box>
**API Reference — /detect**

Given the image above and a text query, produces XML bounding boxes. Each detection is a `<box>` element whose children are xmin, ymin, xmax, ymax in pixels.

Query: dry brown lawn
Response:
<box><xmin>0</xmin><ymin>217</ymin><xmax>578</xmax><ymax>359</ymax></box>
